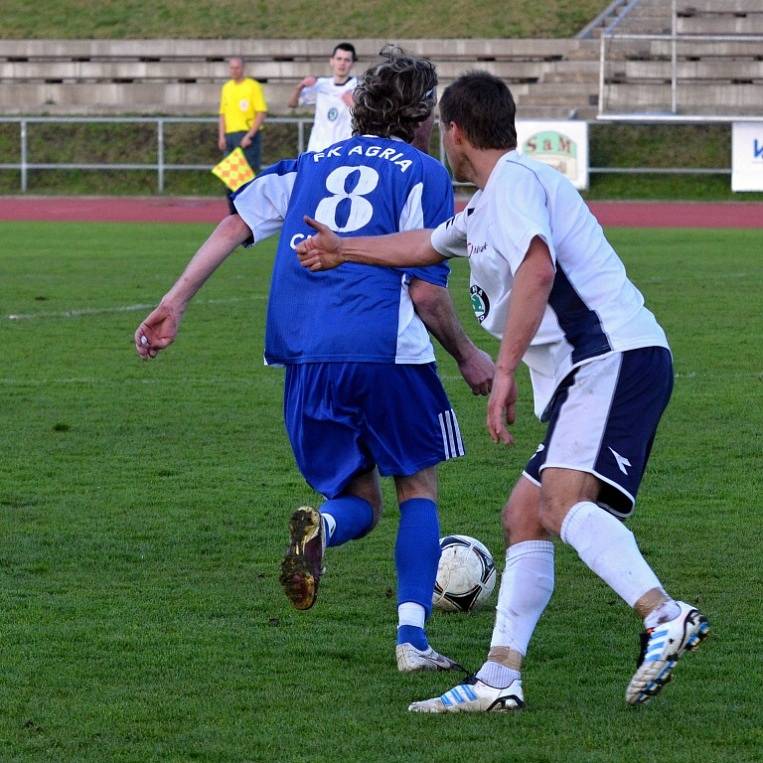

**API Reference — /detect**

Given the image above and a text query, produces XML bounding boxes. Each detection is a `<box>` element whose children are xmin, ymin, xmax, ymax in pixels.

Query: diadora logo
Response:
<box><xmin>467</xmin><ymin>241</ymin><xmax>488</xmax><ymax>257</ymax></box>
<box><xmin>608</xmin><ymin>446</ymin><xmax>632</xmax><ymax>476</ymax></box>
<box><xmin>469</xmin><ymin>285</ymin><xmax>490</xmax><ymax>323</ymax></box>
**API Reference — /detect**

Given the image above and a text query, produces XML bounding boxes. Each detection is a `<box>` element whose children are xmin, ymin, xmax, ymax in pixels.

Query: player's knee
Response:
<box><xmin>539</xmin><ymin>493</ymin><xmax>566</xmax><ymax>536</ymax></box>
<box><xmin>503</xmin><ymin>497</ymin><xmax>546</xmax><ymax>544</ymax></box>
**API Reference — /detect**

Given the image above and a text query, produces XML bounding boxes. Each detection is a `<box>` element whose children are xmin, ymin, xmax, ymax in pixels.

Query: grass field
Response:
<box><xmin>1</xmin><ymin>221</ymin><xmax>762</xmax><ymax>761</ymax></box>
<box><xmin>0</xmin><ymin>1</ymin><xmax>607</xmax><ymax>39</ymax></box>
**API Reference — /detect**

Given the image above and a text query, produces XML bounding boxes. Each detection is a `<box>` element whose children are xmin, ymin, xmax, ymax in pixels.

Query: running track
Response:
<box><xmin>1</xmin><ymin>196</ymin><xmax>762</xmax><ymax>227</ymax></box>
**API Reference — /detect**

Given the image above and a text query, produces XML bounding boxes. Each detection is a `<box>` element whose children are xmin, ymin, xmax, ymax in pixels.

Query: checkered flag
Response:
<box><xmin>211</xmin><ymin>147</ymin><xmax>256</xmax><ymax>191</ymax></box>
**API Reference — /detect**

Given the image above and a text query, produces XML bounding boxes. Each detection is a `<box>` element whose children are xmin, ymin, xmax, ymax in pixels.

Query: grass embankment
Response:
<box><xmin>0</xmin><ymin>0</ymin><xmax>606</xmax><ymax>39</ymax></box>
<box><xmin>1</xmin><ymin>122</ymin><xmax>760</xmax><ymax>201</ymax></box>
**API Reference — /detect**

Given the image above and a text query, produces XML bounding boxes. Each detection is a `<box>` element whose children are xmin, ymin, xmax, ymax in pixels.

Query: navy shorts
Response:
<box><xmin>523</xmin><ymin>347</ymin><xmax>673</xmax><ymax>517</ymax></box>
<box><xmin>283</xmin><ymin>362</ymin><xmax>464</xmax><ymax>499</ymax></box>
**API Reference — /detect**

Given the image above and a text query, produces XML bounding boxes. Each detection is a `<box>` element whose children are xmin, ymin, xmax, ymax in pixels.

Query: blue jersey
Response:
<box><xmin>232</xmin><ymin>135</ymin><xmax>454</xmax><ymax>365</ymax></box>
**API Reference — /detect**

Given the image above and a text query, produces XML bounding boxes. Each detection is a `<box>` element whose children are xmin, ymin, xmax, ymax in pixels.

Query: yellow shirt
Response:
<box><xmin>219</xmin><ymin>77</ymin><xmax>268</xmax><ymax>133</ymax></box>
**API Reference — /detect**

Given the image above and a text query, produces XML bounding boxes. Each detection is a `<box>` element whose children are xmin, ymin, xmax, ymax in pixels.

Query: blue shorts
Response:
<box><xmin>524</xmin><ymin>347</ymin><xmax>673</xmax><ymax>517</ymax></box>
<box><xmin>283</xmin><ymin>362</ymin><xmax>464</xmax><ymax>498</ymax></box>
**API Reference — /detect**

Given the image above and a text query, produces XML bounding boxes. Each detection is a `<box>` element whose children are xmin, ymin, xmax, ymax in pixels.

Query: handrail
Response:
<box><xmin>0</xmin><ymin>113</ymin><xmax>745</xmax><ymax>193</ymax></box>
<box><xmin>0</xmin><ymin>115</ymin><xmax>313</xmax><ymax>192</ymax></box>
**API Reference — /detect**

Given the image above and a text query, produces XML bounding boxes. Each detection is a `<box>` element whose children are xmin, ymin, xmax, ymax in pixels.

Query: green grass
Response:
<box><xmin>1</xmin><ymin>222</ymin><xmax>762</xmax><ymax>761</ymax></box>
<box><xmin>0</xmin><ymin>1</ymin><xmax>607</xmax><ymax>39</ymax></box>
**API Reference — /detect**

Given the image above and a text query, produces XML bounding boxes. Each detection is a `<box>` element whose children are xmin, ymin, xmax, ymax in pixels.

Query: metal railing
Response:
<box><xmin>0</xmin><ymin>114</ymin><xmax>454</xmax><ymax>192</ymax></box>
<box><xmin>597</xmin><ymin>0</ymin><xmax>763</xmax><ymax>120</ymax></box>
<box><xmin>0</xmin><ymin>115</ymin><xmax>316</xmax><ymax>193</ymax></box>
<box><xmin>0</xmin><ymin>113</ymin><xmax>742</xmax><ymax>194</ymax></box>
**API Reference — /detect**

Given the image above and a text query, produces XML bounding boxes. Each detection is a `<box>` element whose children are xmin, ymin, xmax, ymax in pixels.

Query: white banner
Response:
<box><xmin>516</xmin><ymin>120</ymin><xmax>589</xmax><ymax>190</ymax></box>
<box><xmin>732</xmin><ymin>122</ymin><xmax>763</xmax><ymax>192</ymax></box>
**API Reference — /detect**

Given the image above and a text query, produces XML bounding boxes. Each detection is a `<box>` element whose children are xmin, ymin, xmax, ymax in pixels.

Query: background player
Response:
<box><xmin>135</xmin><ymin>50</ymin><xmax>491</xmax><ymax>673</ymax></box>
<box><xmin>297</xmin><ymin>71</ymin><xmax>709</xmax><ymax>710</ymax></box>
<box><xmin>288</xmin><ymin>42</ymin><xmax>357</xmax><ymax>152</ymax></box>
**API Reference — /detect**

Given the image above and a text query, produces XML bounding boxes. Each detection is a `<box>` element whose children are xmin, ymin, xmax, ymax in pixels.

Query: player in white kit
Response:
<box><xmin>296</xmin><ymin>71</ymin><xmax>710</xmax><ymax>711</ymax></box>
<box><xmin>288</xmin><ymin>42</ymin><xmax>358</xmax><ymax>153</ymax></box>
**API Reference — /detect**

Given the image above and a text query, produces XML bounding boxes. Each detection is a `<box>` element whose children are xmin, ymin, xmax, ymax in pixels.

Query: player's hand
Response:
<box><xmin>134</xmin><ymin>301</ymin><xmax>183</xmax><ymax>359</ymax></box>
<box><xmin>301</xmin><ymin>76</ymin><xmax>317</xmax><ymax>87</ymax></box>
<box><xmin>341</xmin><ymin>91</ymin><xmax>354</xmax><ymax>108</ymax></box>
<box><xmin>218</xmin><ymin>136</ymin><xmax>227</xmax><ymax>152</ymax></box>
<box><xmin>486</xmin><ymin>369</ymin><xmax>518</xmax><ymax>445</ymax></box>
<box><xmin>240</xmin><ymin>134</ymin><xmax>252</xmax><ymax>148</ymax></box>
<box><xmin>458</xmin><ymin>346</ymin><xmax>495</xmax><ymax>396</ymax></box>
<box><xmin>296</xmin><ymin>216</ymin><xmax>344</xmax><ymax>270</ymax></box>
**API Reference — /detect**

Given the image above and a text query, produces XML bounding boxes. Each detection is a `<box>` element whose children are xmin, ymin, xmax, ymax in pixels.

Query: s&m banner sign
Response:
<box><xmin>516</xmin><ymin>121</ymin><xmax>589</xmax><ymax>190</ymax></box>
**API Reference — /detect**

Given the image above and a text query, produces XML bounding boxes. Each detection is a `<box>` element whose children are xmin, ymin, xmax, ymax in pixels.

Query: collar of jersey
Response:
<box><xmin>359</xmin><ymin>134</ymin><xmax>405</xmax><ymax>142</ymax></box>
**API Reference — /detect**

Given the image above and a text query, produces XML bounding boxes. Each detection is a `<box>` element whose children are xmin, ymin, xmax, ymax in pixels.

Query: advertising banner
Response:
<box><xmin>732</xmin><ymin>122</ymin><xmax>763</xmax><ymax>192</ymax></box>
<box><xmin>516</xmin><ymin>120</ymin><xmax>589</xmax><ymax>190</ymax></box>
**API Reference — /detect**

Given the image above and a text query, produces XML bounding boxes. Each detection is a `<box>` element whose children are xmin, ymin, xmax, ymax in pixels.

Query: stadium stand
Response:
<box><xmin>597</xmin><ymin>0</ymin><xmax>763</xmax><ymax>116</ymax></box>
<box><xmin>0</xmin><ymin>3</ymin><xmax>760</xmax><ymax>120</ymax></box>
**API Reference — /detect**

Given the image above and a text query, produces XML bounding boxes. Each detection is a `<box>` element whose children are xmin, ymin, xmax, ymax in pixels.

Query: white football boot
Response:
<box><xmin>396</xmin><ymin>643</ymin><xmax>464</xmax><ymax>673</ymax></box>
<box><xmin>626</xmin><ymin>600</ymin><xmax>710</xmax><ymax>705</ymax></box>
<box><xmin>408</xmin><ymin>677</ymin><xmax>524</xmax><ymax>713</ymax></box>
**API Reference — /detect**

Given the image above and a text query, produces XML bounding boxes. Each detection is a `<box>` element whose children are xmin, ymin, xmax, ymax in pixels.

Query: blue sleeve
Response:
<box><xmin>404</xmin><ymin>159</ymin><xmax>453</xmax><ymax>286</ymax></box>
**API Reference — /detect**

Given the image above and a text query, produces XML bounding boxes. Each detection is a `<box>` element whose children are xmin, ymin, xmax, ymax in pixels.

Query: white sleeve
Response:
<box><xmin>233</xmin><ymin>164</ymin><xmax>297</xmax><ymax>243</ymax></box>
<box><xmin>430</xmin><ymin>209</ymin><xmax>468</xmax><ymax>259</ymax></box>
<box><xmin>494</xmin><ymin>167</ymin><xmax>556</xmax><ymax>274</ymax></box>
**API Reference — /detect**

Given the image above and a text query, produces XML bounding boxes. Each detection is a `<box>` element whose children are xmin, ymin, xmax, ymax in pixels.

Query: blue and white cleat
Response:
<box><xmin>626</xmin><ymin>600</ymin><xmax>710</xmax><ymax>705</ymax></box>
<box><xmin>408</xmin><ymin>677</ymin><xmax>524</xmax><ymax>713</ymax></box>
<box><xmin>396</xmin><ymin>643</ymin><xmax>464</xmax><ymax>673</ymax></box>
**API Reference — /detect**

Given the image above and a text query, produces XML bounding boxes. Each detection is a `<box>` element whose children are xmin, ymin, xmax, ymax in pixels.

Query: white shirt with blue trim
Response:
<box><xmin>299</xmin><ymin>76</ymin><xmax>358</xmax><ymax>153</ymax></box>
<box><xmin>431</xmin><ymin>150</ymin><xmax>669</xmax><ymax>417</ymax></box>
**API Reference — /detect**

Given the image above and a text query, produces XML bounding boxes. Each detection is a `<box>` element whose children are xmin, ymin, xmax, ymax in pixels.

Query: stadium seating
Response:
<box><xmin>597</xmin><ymin>0</ymin><xmax>763</xmax><ymax>115</ymax></box>
<box><xmin>0</xmin><ymin>2</ymin><xmax>761</xmax><ymax>120</ymax></box>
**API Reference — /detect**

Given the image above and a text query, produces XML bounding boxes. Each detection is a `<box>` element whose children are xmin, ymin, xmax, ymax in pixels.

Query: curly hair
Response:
<box><xmin>352</xmin><ymin>45</ymin><xmax>438</xmax><ymax>143</ymax></box>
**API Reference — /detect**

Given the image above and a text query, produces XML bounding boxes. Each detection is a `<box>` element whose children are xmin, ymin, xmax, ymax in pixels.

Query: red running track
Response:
<box><xmin>0</xmin><ymin>196</ymin><xmax>762</xmax><ymax>228</ymax></box>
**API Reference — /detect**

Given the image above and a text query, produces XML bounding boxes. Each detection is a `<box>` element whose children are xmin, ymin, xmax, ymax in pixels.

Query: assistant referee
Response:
<box><xmin>218</xmin><ymin>56</ymin><xmax>267</xmax><ymax>173</ymax></box>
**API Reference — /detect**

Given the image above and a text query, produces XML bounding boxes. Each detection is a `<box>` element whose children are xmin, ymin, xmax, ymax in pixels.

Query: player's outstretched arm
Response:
<box><xmin>296</xmin><ymin>215</ymin><xmax>444</xmax><ymax>270</ymax></box>
<box><xmin>135</xmin><ymin>214</ymin><xmax>252</xmax><ymax>359</ymax></box>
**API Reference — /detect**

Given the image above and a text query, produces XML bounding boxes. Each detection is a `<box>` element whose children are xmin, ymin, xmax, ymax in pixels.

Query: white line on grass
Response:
<box><xmin>3</xmin><ymin>296</ymin><xmax>262</xmax><ymax>321</ymax></box>
<box><xmin>0</xmin><ymin>376</ymin><xmax>283</xmax><ymax>387</ymax></box>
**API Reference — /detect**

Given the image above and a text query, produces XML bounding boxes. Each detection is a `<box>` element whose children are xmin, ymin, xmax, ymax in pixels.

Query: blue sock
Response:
<box><xmin>397</xmin><ymin>624</ymin><xmax>428</xmax><ymax>650</ymax></box>
<box><xmin>395</xmin><ymin>498</ymin><xmax>441</xmax><ymax>619</ymax></box>
<box><xmin>321</xmin><ymin>495</ymin><xmax>374</xmax><ymax>548</ymax></box>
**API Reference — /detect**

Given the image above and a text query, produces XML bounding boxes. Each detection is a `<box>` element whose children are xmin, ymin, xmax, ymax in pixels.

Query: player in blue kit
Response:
<box><xmin>134</xmin><ymin>49</ymin><xmax>492</xmax><ymax>672</ymax></box>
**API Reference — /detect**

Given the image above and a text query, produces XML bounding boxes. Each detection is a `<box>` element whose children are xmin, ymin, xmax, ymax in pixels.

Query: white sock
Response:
<box><xmin>560</xmin><ymin>501</ymin><xmax>663</xmax><ymax>608</ymax></box>
<box><xmin>489</xmin><ymin>540</ymin><xmax>555</xmax><ymax>654</ymax></box>
<box><xmin>644</xmin><ymin>599</ymin><xmax>681</xmax><ymax>629</ymax></box>
<box><xmin>397</xmin><ymin>601</ymin><xmax>426</xmax><ymax>629</ymax></box>
<box><xmin>322</xmin><ymin>513</ymin><xmax>336</xmax><ymax>542</ymax></box>
<box><xmin>476</xmin><ymin>661</ymin><xmax>521</xmax><ymax>689</ymax></box>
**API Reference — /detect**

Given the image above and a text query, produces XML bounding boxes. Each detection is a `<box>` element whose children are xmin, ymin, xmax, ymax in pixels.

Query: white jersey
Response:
<box><xmin>431</xmin><ymin>150</ymin><xmax>669</xmax><ymax>419</ymax></box>
<box><xmin>300</xmin><ymin>76</ymin><xmax>357</xmax><ymax>152</ymax></box>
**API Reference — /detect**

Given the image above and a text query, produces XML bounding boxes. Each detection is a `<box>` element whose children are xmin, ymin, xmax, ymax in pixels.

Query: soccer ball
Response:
<box><xmin>432</xmin><ymin>534</ymin><xmax>496</xmax><ymax>612</ymax></box>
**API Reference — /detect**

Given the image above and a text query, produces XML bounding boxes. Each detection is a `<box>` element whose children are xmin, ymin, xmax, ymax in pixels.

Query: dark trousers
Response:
<box><xmin>224</xmin><ymin>130</ymin><xmax>261</xmax><ymax>172</ymax></box>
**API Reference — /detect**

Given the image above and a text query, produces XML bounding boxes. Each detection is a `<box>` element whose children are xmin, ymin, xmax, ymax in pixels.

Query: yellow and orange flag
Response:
<box><xmin>211</xmin><ymin>147</ymin><xmax>255</xmax><ymax>191</ymax></box>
